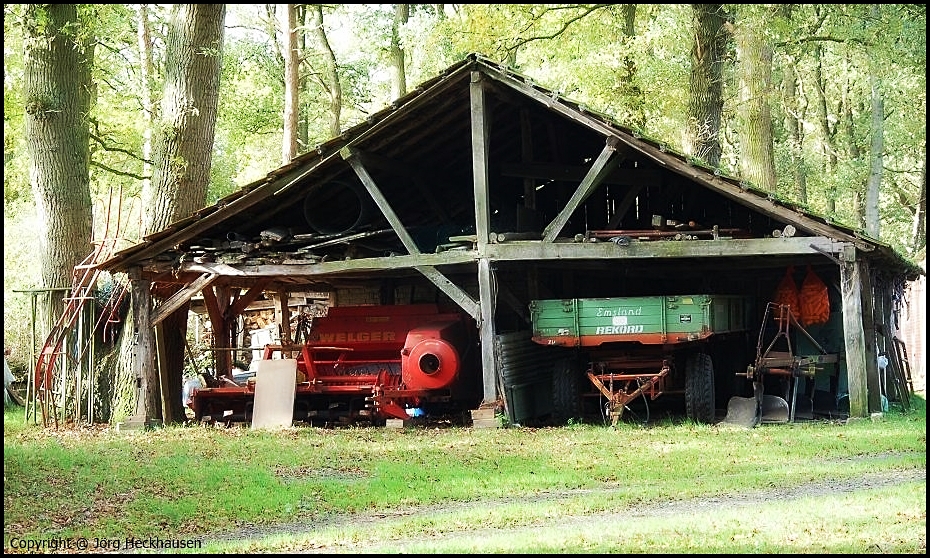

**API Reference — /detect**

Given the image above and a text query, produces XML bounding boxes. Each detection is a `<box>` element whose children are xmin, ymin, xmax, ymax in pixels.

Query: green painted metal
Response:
<box><xmin>530</xmin><ymin>294</ymin><xmax>752</xmax><ymax>347</ymax></box>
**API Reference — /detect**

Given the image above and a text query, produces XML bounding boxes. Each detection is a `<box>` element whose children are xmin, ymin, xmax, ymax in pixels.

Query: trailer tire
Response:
<box><xmin>685</xmin><ymin>352</ymin><xmax>715</xmax><ymax>424</ymax></box>
<box><xmin>551</xmin><ymin>358</ymin><xmax>583</xmax><ymax>425</ymax></box>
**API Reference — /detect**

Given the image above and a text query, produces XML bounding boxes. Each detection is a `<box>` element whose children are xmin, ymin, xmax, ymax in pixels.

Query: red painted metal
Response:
<box><xmin>189</xmin><ymin>304</ymin><xmax>479</xmax><ymax>424</ymax></box>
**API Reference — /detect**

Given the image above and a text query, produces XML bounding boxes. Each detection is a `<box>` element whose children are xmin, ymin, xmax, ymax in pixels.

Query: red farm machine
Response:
<box><xmin>187</xmin><ymin>304</ymin><xmax>482</xmax><ymax>426</ymax></box>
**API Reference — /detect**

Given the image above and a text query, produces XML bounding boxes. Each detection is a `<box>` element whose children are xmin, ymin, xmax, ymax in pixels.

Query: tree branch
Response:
<box><xmin>508</xmin><ymin>4</ymin><xmax>613</xmax><ymax>55</ymax></box>
<box><xmin>89</xmin><ymin>130</ymin><xmax>150</xmax><ymax>164</ymax></box>
<box><xmin>89</xmin><ymin>159</ymin><xmax>148</xmax><ymax>181</ymax></box>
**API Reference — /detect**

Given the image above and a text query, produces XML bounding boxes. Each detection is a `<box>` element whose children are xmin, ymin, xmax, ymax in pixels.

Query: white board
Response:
<box><xmin>250</xmin><ymin>359</ymin><xmax>297</xmax><ymax>430</ymax></box>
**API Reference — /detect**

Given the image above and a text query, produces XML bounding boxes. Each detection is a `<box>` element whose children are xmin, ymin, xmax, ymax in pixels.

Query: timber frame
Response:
<box><xmin>98</xmin><ymin>54</ymin><xmax>922</xmax><ymax>424</ymax></box>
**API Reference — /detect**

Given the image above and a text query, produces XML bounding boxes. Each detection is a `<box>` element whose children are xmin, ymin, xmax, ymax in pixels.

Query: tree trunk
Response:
<box><xmin>159</xmin><ymin>304</ymin><xmax>190</xmax><ymax>423</ymax></box>
<box><xmin>735</xmin><ymin>7</ymin><xmax>776</xmax><ymax>192</ymax></box>
<box><xmin>811</xmin><ymin>40</ymin><xmax>839</xmax><ymax>214</ymax></box>
<box><xmin>616</xmin><ymin>4</ymin><xmax>646</xmax><ymax>131</ymax></box>
<box><xmin>309</xmin><ymin>4</ymin><xmax>342</xmax><ymax>137</ymax></box>
<box><xmin>297</xmin><ymin>5</ymin><xmax>310</xmax><ymax>150</ymax></box>
<box><xmin>865</xmin><ymin>67</ymin><xmax>883</xmax><ymax>239</ymax></box>
<box><xmin>782</xmin><ymin>60</ymin><xmax>808</xmax><ymax>203</ymax></box>
<box><xmin>911</xmin><ymin>158</ymin><xmax>927</xmax><ymax>258</ymax></box>
<box><xmin>685</xmin><ymin>4</ymin><xmax>730</xmax><ymax>168</ymax></box>
<box><xmin>391</xmin><ymin>4</ymin><xmax>410</xmax><ymax>100</ymax></box>
<box><xmin>137</xmin><ymin>4</ymin><xmax>156</xmax><ymax>211</ymax></box>
<box><xmin>23</xmin><ymin>4</ymin><xmax>95</xmax><ymax>338</ymax></box>
<box><xmin>144</xmin><ymin>3</ymin><xmax>225</xmax><ymax>235</ymax></box>
<box><xmin>280</xmin><ymin>4</ymin><xmax>299</xmax><ymax>164</ymax></box>
<box><xmin>129</xmin><ymin>3</ymin><xmax>225</xmax><ymax>424</ymax></box>
<box><xmin>863</xmin><ymin>4</ymin><xmax>884</xmax><ymax>239</ymax></box>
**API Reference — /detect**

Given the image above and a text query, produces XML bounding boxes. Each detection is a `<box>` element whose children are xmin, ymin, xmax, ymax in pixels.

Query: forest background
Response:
<box><xmin>2</xmin><ymin>4</ymin><xmax>926</xmax><ymax>423</ymax></box>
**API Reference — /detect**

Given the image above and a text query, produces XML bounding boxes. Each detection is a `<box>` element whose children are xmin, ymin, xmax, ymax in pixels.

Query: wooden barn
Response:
<box><xmin>93</xmin><ymin>53</ymin><xmax>921</xmax><ymax>429</ymax></box>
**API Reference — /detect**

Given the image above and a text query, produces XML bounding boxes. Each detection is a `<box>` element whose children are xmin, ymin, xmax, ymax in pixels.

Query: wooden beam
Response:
<box><xmin>151</xmin><ymin>273</ymin><xmax>218</xmax><ymax>325</ymax></box>
<box><xmin>200</xmin><ymin>285</ymin><xmax>224</xmax><ymax>335</ymax></box>
<box><xmin>348</xmin><ymin>148</ymin><xmax>454</xmax><ymax>226</ymax></box>
<box><xmin>485</xmin><ymin>236</ymin><xmax>848</xmax><ymax>260</ymax></box>
<box><xmin>181</xmin><ymin>250</ymin><xmax>477</xmax><ymax>277</ymax></box>
<box><xmin>341</xmin><ymin>146</ymin><xmax>421</xmax><ymax>255</ymax></box>
<box><xmin>180</xmin><ymin>237</ymin><xmax>850</xmax><ymax>279</ymax></box>
<box><xmin>471</xmin><ymin>71</ymin><xmax>491</xmax><ymax>247</ymax></box>
<box><xmin>839</xmin><ymin>248</ymin><xmax>869</xmax><ymax>418</ymax></box>
<box><xmin>543</xmin><ymin>137</ymin><xmax>620</xmax><ymax>242</ymax></box>
<box><xmin>472</xmin><ymin>71</ymin><xmax>499</xmax><ymax>406</ymax></box>
<box><xmin>227</xmin><ymin>278</ymin><xmax>273</xmax><ymax>317</ymax></box>
<box><xmin>154</xmin><ymin>322</ymin><xmax>172</xmax><ymax>423</ymax></box>
<box><xmin>415</xmin><ymin>266</ymin><xmax>480</xmax><ymax>320</ymax></box>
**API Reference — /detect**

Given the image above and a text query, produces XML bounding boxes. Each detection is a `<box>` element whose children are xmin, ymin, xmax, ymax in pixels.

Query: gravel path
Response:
<box><xmin>204</xmin><ymin>465</ymin><xmax>926</xmax><ymax>553</ymax></box>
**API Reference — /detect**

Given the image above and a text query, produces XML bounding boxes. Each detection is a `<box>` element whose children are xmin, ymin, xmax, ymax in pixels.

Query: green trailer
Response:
<box><xmin>529</xmin><ymin>295</ymin><xmax>755</xmax><ymax>425</ymax></box>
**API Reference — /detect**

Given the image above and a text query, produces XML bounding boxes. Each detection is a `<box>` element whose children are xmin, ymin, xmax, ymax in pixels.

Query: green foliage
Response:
<box><xmin>2</xmin><ymin>4</ymin><xmax>926</xmax><ymax>366</ymax></box>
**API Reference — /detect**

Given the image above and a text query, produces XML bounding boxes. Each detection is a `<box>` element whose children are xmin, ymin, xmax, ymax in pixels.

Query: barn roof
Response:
<box><xmin>98</xmin><ymin>53</ymin><xmax>922</xmax><ymax>284</ymax></box>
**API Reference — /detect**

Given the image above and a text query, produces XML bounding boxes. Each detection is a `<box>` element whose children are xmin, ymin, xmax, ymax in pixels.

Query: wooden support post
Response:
<box><xmin>272</xmin><ymin>290</ymin><xmax>292</xmax><ymax>355</ymax></box>
<box><xmin>839</xmin><ymin>248</ymin><xmax>869</xmax><ymax>418</ymax></box>
<box><xmin>119</xmin><ymin>267</ymin><xmax>161</xmax><ymax>431</ymax></box>
<box><xmin>478</xmin><ymin>258</ymin><xmax>498</xmax><ymax>405</ymax></box>
<box><xmin>471</xmin><ymin>71</ymin><xmax>498</xmax><ymax>406</ymax></box>
<box><xmin>858</xmin><ymin>259</ymin><xmax>881</xmax><ymax>413</ymax></box>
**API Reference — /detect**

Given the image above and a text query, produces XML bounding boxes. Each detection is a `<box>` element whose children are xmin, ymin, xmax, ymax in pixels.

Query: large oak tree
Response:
<box><xmin>119</xmin><ymin>4</ymin><xmax>227</xmax><ymax>425</ymax></box>
<box><xmin>23</xmin><ymin>4</ymin><xmax>95</xmax><ymax>336</ymax></box>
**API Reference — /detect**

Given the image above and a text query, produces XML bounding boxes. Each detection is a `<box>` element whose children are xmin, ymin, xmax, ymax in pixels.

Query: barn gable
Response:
<box><xmin>95</xmin><ymin>53</ymin><xmax>920</xmax><ymax>426</ymax></box>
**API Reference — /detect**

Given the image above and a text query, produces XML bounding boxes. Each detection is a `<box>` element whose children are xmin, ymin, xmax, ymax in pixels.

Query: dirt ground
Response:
<box><xmin>207</xmin><ymin>463</ymin><xmax>926</xmax><ymax>553</ymax></box>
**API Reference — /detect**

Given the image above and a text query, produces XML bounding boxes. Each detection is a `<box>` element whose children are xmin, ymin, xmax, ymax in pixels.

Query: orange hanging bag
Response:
<box><xmin>772</xmin><ymin>265</ymin><xmax>801</xmax><ymax>321</ymax></box>
<box><xmin>799</xmin><ymin>265</ymin><xmax>830</xmax><ymax>326</ymax></box>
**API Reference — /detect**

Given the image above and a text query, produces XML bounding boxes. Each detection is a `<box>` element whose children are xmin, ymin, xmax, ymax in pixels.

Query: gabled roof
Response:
<box><xmin>99</xmin><ymin>53</ymin><xmax>921</xmax><ymax>281</ymax></box>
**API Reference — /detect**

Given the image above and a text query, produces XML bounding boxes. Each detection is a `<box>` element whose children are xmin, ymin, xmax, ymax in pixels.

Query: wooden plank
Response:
<box><xmin>250</xmin><ymin>359</ymin><xmax>297</xmax><ymax>430</ymax></box>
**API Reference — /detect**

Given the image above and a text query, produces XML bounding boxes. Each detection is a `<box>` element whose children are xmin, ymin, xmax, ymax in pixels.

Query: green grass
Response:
<box><xmin>3</xmin><ymin>396</ymin><xmax>926</xmax><ymax>553</ymax></box>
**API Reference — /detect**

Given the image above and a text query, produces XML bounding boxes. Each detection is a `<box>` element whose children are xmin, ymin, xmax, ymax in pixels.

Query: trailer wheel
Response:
<box><xmin>551</xmin><ymin>358</ymin><xmax>583</xmax><ymax>425</ymax></box>
<box><xmin>685</xmin><ymin>352</ymin><xmax>715</xmax><ymax>424</ymax></box>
